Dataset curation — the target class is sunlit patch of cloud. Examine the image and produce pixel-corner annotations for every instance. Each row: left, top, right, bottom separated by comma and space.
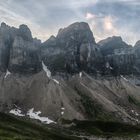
85, 12, 96, 20
103, 16, 117, 34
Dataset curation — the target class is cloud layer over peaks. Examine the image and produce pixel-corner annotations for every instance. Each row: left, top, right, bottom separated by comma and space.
0, 0, 139, 45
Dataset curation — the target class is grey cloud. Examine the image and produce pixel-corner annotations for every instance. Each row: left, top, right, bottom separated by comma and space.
0, 0, 139, 45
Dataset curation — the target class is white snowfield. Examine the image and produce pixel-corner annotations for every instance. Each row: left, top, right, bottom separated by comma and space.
10, 109, 25, 117
4, 69, 11, 78
9, 108, 55, 124
27, 108, 56, 124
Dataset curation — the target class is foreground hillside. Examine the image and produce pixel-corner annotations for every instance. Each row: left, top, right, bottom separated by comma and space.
0, 112, 140, 140
0, 112, 79, 140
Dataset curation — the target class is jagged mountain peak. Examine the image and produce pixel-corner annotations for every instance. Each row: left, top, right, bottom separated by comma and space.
57, 22, 91, 34
0, 22, 41, 73
98, 35, 131, 56
42, 35, 56, 47
1, 22, 7, 28
57, 22, 95, 43
18, 24, 32, 41
49, 35, 56, 40
41, 22, 101, 74
0, 21, 139, 76
98, 36, 124, 46
0, 22, 32, 41
135, 40, 140, 47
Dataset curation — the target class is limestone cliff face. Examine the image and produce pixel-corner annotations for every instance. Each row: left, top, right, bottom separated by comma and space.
98, 36, 131, 55
0, 23, 41, 74
18, 24, 33, 41
135, 40, 140, 48
98, 36, 136, 75
1, 22, 140, 76
104, 47, 135, 75
0, 23, 17, 72
133, 40, 140, 74
42, 22, 102, 74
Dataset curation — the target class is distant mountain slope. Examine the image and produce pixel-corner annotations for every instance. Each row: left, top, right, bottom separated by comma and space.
98, 36, 131, 55
0, 70, 140, 125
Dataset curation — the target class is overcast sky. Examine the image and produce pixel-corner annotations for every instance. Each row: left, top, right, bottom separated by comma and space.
0, 0, 139, 45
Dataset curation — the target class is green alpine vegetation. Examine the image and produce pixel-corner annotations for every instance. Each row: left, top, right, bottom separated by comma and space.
0, 112, 140, 140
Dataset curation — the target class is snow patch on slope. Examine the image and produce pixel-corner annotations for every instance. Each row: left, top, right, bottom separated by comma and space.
42, 61, 60, 85
10, 107, 56, 124
42, 61, 51, 78
131, 110, 139, 116
4, 69, 11, 78
61, 107, 65, 115
10, 109, 25, 117
121, 75, 129, 82
79, 72, 82, 78
52, 79, 60, 84
27, 108, 56, 124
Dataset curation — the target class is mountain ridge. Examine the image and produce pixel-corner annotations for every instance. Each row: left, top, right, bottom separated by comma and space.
0, 21, 140, 76
0, 22, 140, 139
0, 21, 140, 126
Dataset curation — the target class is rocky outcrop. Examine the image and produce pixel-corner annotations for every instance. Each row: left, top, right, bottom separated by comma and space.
42, 22, 102, 75
98, 36, 131, 55
0, 23, 41, 74
98, 36, 136, 75
132, 40, 140, 74
9, 37, 41, 74
104, 47, 135, 75
18, 24, 33, 41
135, 40, 140, 48
0, 23, 17, 72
